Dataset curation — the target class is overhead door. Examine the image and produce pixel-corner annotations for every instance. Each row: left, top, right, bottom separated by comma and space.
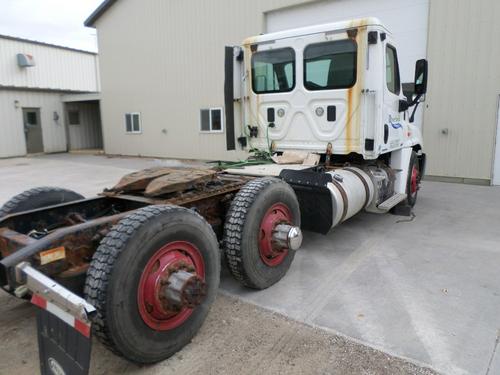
66, 101, 103, 150
266, 0, 430, 129
422, 0, 500, 181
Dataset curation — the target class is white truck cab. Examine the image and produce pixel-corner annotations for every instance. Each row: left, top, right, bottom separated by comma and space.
225, 17, 428, 231
238, 17, 425, 158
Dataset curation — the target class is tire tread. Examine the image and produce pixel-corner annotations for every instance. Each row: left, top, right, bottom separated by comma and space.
223, 178, 282, 289
84, 205, 205, 357
0, 187, 83, 217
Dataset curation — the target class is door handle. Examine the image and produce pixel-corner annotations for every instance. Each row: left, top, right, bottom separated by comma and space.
441, 128, 449, 135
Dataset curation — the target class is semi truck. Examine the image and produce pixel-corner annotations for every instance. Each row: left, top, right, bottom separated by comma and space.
0, 18, 427, 373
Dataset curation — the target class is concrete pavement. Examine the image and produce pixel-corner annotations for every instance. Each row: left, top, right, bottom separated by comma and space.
0, 153, 207, 200
1, 153, 500, 374
222, 180, 500, 375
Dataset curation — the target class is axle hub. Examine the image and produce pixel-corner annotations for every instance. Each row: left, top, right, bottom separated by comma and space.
272, 224, 303, 251
259, 203, 302, 267
163, 270, 207, 310
137, 241, 205, 331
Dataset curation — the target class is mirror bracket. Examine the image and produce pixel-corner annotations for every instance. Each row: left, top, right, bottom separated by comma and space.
409, 96, 423, 123
399, 100, 410, 112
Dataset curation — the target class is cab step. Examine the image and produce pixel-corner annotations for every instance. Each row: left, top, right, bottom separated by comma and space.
378, 193, 407, 211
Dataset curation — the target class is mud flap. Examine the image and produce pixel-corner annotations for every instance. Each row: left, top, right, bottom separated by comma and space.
36, 307, 91, 375
391, 204, 413, 217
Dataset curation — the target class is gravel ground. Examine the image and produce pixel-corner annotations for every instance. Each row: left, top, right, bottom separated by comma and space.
0, 292, 439, 375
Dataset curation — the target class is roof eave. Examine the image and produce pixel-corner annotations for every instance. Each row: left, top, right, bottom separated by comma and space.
84, 0, 117, 27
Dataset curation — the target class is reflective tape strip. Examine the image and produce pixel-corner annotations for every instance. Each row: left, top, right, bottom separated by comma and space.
31, 294, 91, 338
46, 299, 75, 327
31, 294, 47, 309
74, 318, 91, 338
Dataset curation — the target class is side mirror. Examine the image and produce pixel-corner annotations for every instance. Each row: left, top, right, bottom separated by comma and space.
414, 59, 428, 95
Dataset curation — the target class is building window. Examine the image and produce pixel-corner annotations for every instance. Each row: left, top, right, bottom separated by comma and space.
26, 111, 38, 125
200, 108, 224, 133
252, 48, 295, 94
386, 45, 401, 95
125, 113, 141, 134
68, 110, 80, 125
304, 40, 357, 91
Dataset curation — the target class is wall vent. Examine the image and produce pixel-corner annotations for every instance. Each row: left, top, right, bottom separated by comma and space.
17, 53, 35, 67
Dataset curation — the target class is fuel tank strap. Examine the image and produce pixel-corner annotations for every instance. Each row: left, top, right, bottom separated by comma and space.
330, 179, 349, 223
343, 168, 371, 208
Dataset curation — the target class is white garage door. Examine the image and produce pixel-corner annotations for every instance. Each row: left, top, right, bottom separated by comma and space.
266, 0, 430, 128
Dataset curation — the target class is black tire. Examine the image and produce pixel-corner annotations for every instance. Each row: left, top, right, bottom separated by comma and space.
406, 151, 420, 207
84, 205, 220, 364
0, 187, 84, 218
224, 178, 300, 290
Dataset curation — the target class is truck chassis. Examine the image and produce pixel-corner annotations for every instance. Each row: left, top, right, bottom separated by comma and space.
0, 159, 422, 373
0, 171, 249, 284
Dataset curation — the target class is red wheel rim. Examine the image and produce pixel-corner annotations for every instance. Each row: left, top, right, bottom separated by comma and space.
411, 166, 419, 195
137, 241, 205, 331
259, 203, 292, 267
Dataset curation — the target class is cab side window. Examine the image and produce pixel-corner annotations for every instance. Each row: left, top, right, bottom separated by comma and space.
386, 45, 401, 95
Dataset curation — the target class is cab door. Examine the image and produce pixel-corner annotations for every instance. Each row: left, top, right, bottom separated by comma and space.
249, 44, 296, 152
382, 40, 405, 152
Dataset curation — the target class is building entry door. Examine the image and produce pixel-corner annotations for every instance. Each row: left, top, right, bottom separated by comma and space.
23, 108, 44, 154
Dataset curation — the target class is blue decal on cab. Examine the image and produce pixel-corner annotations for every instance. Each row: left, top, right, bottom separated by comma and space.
388, 115, 403, 130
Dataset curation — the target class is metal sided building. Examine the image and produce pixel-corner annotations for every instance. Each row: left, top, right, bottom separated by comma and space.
86, 0, 500, 185
0, 35, 102, 158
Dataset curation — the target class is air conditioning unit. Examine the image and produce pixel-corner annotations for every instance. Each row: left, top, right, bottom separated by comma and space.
17, 53, 35, 67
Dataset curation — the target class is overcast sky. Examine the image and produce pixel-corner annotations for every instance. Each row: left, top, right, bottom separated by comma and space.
0, 0, 103, 52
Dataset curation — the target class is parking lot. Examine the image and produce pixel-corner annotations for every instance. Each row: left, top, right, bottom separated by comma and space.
1, 153, 500, 375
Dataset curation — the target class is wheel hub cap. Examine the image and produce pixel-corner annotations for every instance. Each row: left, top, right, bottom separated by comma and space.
137, 241, 205, 331
259, 203, 295, 267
